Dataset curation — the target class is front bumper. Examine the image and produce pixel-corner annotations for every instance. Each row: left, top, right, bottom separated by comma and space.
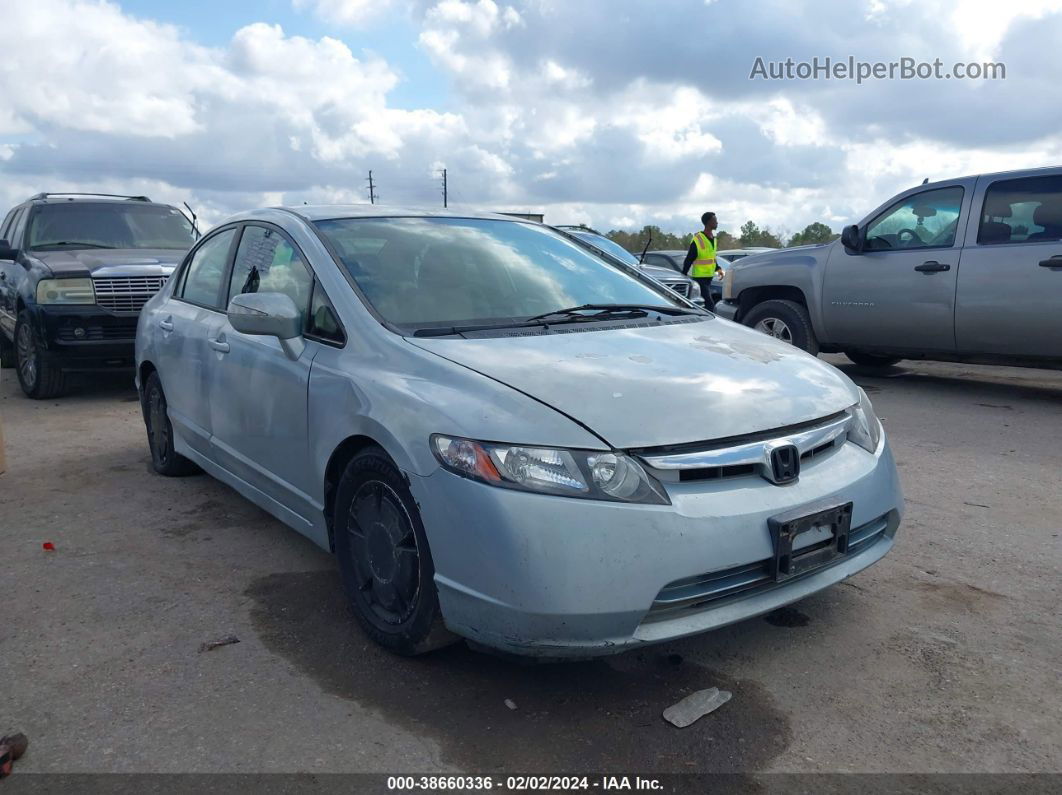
714, 299, 739, 321
31, 305, 138, 371
409, 437, 903, 657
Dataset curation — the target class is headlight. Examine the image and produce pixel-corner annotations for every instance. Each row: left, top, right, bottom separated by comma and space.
688, 279, 702, 299
430, 435, 670, 505
36, 278, 95, 305
722, 269, 735, 301
846, 388, 882, 453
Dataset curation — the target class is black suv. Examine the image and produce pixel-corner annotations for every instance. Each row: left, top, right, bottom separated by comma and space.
0, 194, 196, 398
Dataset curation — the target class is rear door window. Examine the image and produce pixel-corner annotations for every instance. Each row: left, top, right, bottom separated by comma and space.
977, 174, 1062, 245
178, 228, 237, 310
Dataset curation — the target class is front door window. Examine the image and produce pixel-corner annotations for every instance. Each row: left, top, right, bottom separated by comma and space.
864, 187, 964, 251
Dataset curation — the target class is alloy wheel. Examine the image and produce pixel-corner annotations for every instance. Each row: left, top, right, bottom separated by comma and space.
754, 317, 793, 344
347, 479, 422, 626
16, 323, 37, 389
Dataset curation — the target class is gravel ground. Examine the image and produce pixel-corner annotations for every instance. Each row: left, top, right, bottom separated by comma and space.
1, 357, 1059, 776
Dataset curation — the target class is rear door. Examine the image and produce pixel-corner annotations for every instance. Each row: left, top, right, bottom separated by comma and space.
208, 223, 321, 520
156, 226, 238, 456
955, 173, 1062, 359
822, 184, 969, 352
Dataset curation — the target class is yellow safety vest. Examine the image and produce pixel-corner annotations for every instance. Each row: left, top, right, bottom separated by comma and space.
690, 232, 718, 278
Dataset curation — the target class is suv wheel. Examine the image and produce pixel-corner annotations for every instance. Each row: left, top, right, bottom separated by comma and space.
143, 371, 199, 476
334, 447, 457, 656
845, 350, 903, 368
743, 299, 820, 354
14, 311, 66, 399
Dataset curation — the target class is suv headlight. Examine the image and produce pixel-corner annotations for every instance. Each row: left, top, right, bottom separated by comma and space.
431, 435, 670, 505
688, 279, 702, 299
846, 388, 882, 453
37, 278, 95, 305
722, 269, 735, 301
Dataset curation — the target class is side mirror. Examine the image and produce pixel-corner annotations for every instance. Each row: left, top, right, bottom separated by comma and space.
227, 292, 305, 360
0, 239, 18, 261
840, 225, 863, 253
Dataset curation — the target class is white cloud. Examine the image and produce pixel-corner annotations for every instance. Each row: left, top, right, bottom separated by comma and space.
292, 0, 396, 26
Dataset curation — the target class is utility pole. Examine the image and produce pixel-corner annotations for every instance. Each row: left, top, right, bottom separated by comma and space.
439, 168, 448, 208
366, 170, 377, 205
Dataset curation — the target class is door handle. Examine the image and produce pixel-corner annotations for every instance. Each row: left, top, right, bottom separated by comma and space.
914, 260, 951, 273
159, 318, 174, 331
209, 339, 230, 353
1038, 255, 1062, 268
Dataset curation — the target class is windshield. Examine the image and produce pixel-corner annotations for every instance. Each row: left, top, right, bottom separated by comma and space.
568, 230, 641, 266
314, 217, 681, 331
28, 203, 196, 250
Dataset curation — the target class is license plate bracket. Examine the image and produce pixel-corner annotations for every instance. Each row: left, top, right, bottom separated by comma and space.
768, 500, 853, 582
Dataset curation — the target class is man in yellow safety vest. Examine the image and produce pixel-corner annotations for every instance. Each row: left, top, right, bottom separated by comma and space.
682, 211, 721, 310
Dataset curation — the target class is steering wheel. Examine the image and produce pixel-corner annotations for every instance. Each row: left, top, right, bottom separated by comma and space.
895, 228, 924, 247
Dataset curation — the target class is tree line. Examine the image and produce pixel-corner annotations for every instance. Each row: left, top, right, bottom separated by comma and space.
602, 221, 839, 255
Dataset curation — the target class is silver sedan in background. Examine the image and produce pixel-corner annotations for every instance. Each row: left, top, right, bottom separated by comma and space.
136, 206, 902, 658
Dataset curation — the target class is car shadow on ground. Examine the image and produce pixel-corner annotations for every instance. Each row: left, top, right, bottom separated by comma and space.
833, 362, 1062, 405
246, 568, 794, 775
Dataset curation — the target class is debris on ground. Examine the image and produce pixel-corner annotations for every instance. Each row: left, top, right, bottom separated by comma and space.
504, 699, 517, 710
0, 733, 29, 778
42, 542, 55, 551
198, 634, 240, 653
663, 687, 732, 728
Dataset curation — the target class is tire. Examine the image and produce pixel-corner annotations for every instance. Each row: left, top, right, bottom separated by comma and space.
14, 310, 66, 399
844, 350, 903, 368
334, 447, 457, 656
143, 371, 200, 476
0, 330, 14, 369
743, 299, 820, 354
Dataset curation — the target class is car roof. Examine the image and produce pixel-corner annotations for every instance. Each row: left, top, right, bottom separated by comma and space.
648, 250, 686, 256
272, 204, 519, 223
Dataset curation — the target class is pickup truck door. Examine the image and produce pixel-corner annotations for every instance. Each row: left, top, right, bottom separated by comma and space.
822, 184, 969, 353
954, 173, 1062, 359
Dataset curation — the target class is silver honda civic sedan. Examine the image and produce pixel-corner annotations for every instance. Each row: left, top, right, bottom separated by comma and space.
135, 206, 903, 658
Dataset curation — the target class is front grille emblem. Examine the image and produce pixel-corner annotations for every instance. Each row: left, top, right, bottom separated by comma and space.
766, 443, 800, 484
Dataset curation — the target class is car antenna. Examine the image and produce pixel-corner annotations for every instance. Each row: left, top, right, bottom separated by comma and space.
639, 230, 653, 264
183, 202, 201, 239
922, 178, 929, 185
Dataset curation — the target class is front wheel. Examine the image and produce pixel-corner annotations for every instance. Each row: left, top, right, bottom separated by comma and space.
844, 350, 903, 368
334, 447, 456, 656
14, 311, 66, 399
743, 299, 819, 354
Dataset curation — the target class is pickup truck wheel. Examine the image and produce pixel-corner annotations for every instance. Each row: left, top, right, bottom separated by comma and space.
14, 311, 66, 399
743, 300, 820, 355
0, 331, 14, 368
845, 350, 903, 368
334, 447, 457, 656
144, 372, 200, 476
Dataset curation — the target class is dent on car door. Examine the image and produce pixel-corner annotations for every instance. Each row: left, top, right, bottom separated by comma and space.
955, 173, 1062, 359
159, 227, 238, 456
822, 185, 966, 352
208, 224, 321, 523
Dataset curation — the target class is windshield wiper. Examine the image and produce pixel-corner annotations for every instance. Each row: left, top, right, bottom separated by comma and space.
525, 303, 703, 323
32, 241, 116, 249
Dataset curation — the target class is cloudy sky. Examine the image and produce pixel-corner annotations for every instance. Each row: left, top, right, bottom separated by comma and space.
1, 0, 1061, 238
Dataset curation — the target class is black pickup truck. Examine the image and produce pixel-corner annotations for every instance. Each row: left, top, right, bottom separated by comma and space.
0, 193, 197, 398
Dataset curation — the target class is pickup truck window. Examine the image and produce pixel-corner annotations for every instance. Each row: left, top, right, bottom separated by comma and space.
977, 175, 1062, 245
864, 186, 964, 252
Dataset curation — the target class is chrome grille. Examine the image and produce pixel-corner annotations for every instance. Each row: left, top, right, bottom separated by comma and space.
662, 280, 691, 297
93, 276, 167, 313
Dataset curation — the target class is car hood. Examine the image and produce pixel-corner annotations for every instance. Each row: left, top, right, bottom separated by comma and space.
33, 249, 184, 278
640, 263, 686, 280
408, 318, 859, 449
